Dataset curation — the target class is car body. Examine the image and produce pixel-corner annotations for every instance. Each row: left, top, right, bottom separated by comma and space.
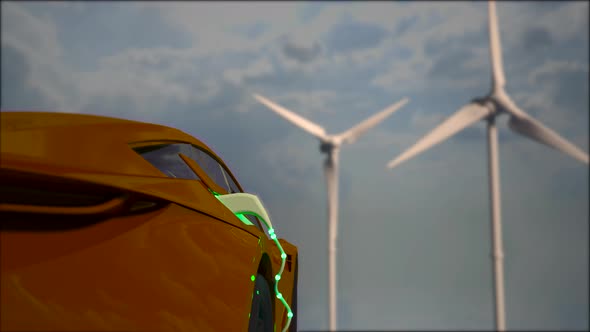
0, 111, 298, 332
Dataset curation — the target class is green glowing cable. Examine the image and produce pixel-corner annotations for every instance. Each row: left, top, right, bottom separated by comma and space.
236, 213, 293, 332
214, 193, 293, 332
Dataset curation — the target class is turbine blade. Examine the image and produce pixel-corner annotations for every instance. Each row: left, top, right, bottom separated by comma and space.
253, 94, 327, 140
508, 114, 589, 164
489, 0, 506, 91
387, 102, 491, 169
494, 92, 589, 164
339, 98, 409, 144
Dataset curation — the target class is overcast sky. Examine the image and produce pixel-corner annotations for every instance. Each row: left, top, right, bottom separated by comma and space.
2, 1, 588, 330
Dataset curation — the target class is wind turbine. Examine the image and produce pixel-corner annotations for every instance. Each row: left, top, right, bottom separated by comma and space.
386, 1, 589, 331
254, 93, 409, 331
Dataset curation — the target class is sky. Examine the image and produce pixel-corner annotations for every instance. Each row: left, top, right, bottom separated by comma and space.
1, 1, 588, 330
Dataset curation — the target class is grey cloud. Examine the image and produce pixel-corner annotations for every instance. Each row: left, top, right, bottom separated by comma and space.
547, 69, 589, 116
32, 2, 191, 69
241, 64, 310, 91
234, 22, 269, 40
427, 47, 478, 80
522, 27, 553, 53
548, 166, 589, 199
282, 40, 323, 63
530, 61, 589, 118
299, 2, 327, 23
526, 1, 571, 15
422, 27, 489, 91
393, 15, 419, 38
78, 94, 140, 121
0, 44, 55, 110
325, 19, 388, 54
423, 22, 486, 57
1, 2, 62, 59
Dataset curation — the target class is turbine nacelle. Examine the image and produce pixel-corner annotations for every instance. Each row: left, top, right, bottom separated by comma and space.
319, 136, 343, 154
319, 141, 334, 154
471, 97, 499, 119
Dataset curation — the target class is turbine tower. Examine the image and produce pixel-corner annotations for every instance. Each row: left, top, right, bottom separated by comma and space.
254, 94, 409, 331
386, 1, 589, 331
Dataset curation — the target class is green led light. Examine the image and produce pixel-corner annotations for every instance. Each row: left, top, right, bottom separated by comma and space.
215, 201, 293, 332
236, 213, 254, 226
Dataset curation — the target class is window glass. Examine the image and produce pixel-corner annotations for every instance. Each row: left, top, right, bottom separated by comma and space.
134, 143, 261, 231
133, 142, 242, 194
189, 146, 241, 193
133, 144, 200, 180
244, 215, 264, 232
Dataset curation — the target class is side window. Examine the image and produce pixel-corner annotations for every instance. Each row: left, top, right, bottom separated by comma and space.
244, 215, 265, 233
133, 144, 200, 180
189, 146, 242, 194
134, 142, 265, 232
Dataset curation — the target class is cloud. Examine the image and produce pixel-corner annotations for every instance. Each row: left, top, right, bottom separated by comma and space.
369, 3, 488, 94
148, 2, 302, 54
427, 47, 484, 88
1, 2, 62, 60
0, 3, 73, 111
324, 19, 388, 54
521, 27, 553, 52
299, 2, 328, 23
256, 134, 322, 193
0, 44, 54, 110
498, 2, 588, 53
223, 57, 274, 85
282, 39, 323, 64
232, 22, 270, 40
516, 60, 590, 132
72, 51, 196, 113
529, 60, 589, 86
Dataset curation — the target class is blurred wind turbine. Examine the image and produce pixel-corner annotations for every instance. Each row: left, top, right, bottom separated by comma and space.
386, 1, 589, 331
254, 93, 409, 331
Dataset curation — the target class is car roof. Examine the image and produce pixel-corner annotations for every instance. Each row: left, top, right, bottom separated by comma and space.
0, 111, 234, 180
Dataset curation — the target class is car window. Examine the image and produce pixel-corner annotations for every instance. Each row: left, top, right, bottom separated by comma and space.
133, 144, 200, 180
244, 215, 265, 233
134, 142, 263, 232
188, 146, 241, 194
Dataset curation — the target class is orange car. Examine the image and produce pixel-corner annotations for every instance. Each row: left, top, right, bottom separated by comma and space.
0, 111, 298, 332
